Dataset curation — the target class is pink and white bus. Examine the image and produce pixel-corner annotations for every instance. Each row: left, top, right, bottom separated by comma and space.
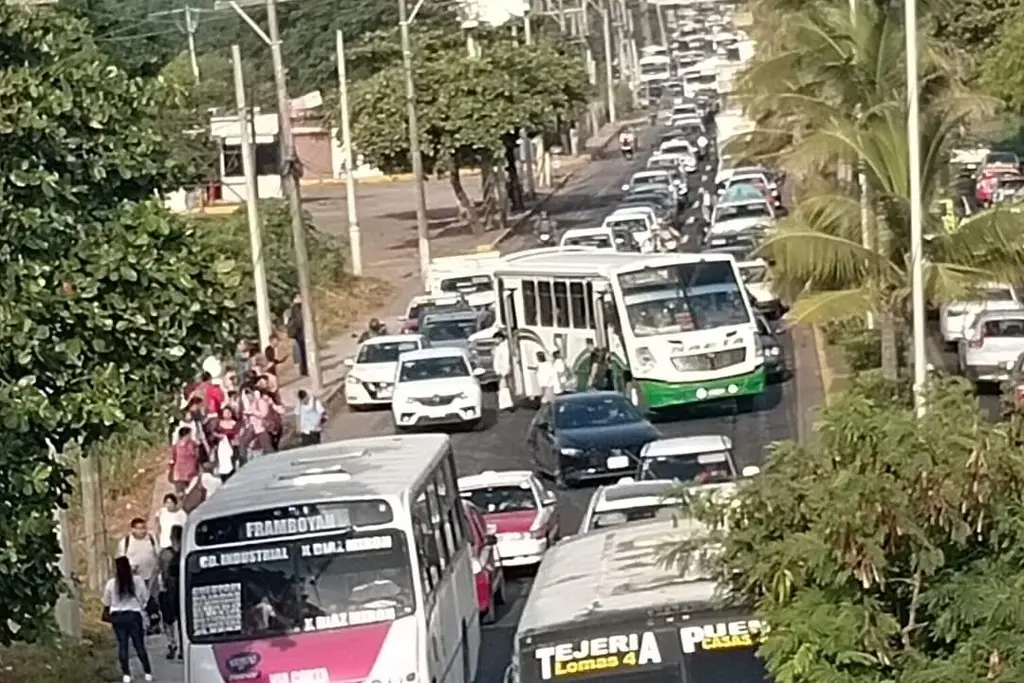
181, 434, 481, 683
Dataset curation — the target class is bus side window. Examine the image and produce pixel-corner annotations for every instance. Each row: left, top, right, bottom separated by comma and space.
431, 471, 458, 560
569, 282, 587, 328
412, 492, 441, 592
538, 281, 554, 326
425, 483, 451, 570
603, 297, 620, 330
553, 282, 570, 328
585, 283, 596, 329
522, 280, 538, 325
443, 452, 467, 545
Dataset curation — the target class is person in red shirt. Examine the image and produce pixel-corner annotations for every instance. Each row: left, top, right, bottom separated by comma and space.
197, 372, 225, 416
168, 427, 199, 496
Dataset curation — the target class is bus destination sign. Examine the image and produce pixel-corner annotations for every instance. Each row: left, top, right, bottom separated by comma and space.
531, 619, 768, 680
194, 501, 393, 546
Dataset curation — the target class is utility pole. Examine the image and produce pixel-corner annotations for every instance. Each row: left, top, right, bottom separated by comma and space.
232, 45, 273, 349
266, 0, 322, 392
53, 446, 81, 641
656, 3, 667, 45
398, 0, 432, 288
638, 0, 652, 47
147, 6, 203, 82
602, 2, 616, 123
335, 30, 363, 275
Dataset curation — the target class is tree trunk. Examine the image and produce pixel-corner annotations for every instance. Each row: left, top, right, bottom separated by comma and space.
450, 163, 482, 234
494, 162, 510, 231
79, 453, 107, 591
879, 309, 899, 380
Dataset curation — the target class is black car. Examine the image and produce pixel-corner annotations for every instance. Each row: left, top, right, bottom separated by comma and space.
527, 391, 662, 489
755, 314, 787, 381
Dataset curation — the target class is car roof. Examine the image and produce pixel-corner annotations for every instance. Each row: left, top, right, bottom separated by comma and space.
458, 470, 536, 490
398, 346, 467, 361
640, 435, 733, 458
360, 334, 423, 346
632, 169, 671, 178
975, 309, 1024, 322
595, 479, 678, 506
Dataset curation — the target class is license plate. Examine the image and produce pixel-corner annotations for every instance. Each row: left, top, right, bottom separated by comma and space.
606, 455, 630, 469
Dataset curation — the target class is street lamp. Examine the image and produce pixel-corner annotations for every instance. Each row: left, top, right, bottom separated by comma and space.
905, 0, 927, 416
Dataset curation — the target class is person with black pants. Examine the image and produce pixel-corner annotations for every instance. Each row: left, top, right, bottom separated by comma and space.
286, 294, 308, 377
102, 556, 153, 682
158, 525, 185, 660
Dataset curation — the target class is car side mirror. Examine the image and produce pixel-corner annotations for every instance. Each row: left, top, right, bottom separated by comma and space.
542, 492, 557, 506
472, 367, 486, 377
741, 465, 760, 477
343, 357, 355, 367
1004, 360, 1015, 371
484, 534, 498, 546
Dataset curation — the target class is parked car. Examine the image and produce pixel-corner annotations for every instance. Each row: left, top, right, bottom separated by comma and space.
400, 293, 466, 333
458, 470, 560, 568
939, 283, 1022, 348
391, 347, 485, 431
343, 334, 428, 408
461, 500, 506, 624
957, 311, 1024, 388
526, 391, 662, 488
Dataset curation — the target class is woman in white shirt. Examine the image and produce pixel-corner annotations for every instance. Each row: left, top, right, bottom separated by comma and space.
536, 351, 556, 404
102, 556, 154, 682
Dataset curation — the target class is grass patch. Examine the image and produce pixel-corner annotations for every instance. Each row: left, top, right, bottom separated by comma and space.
0, 596, 118, 683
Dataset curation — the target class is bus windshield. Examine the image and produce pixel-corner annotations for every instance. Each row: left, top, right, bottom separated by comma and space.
618, 261, 751, 336
185, 530, 415, 644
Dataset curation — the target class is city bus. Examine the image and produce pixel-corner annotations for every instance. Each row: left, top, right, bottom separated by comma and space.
508, 519, 769, 683
638, 54, 672, 84
181, 434, 480, 683
493, 248, 765, 410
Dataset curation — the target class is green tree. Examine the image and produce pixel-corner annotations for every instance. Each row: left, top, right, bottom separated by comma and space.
978, 5, 1024, 114
348, 35, 591, 231
934, 0, 1024, 53
663, 375, 1024, 683
0, 5, 252, 642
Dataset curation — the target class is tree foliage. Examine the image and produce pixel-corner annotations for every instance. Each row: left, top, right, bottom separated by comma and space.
348, 35, 592, 173
934, 0, 1024, 54
978, 4, 1024, 114
665, 375, 1024, 683
0, 5, 253, 643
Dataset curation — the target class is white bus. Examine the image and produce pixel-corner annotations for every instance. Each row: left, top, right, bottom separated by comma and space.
638, 54, 672, 84
181, 434, 480, 683
493, 248, 765, 410
681, 58, 720, 98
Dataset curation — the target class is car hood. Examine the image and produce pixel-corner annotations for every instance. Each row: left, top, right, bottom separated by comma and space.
557, 422, 662, 451
711, 216, 774, 234
481, 510, 539, 534
395, 377, 476, 397
348, 362, 398, 383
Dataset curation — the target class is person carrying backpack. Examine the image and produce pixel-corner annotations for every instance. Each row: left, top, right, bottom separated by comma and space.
117, 518, 161, 634
158, 525, 184, 660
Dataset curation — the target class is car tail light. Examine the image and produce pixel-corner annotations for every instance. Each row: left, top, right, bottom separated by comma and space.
529, 527, 547, 540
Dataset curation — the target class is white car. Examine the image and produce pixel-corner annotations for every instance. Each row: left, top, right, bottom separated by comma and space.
939, 283, 1023, 347
458, 470, 559, 567
559, 226, 639, 251
579, 479, 681, 533
391, 347, 485, 431
343, 334, 427, 408
709, 197, 776, 239
636, 435, 760, 482
738, 257, 782, 318
602, 210, 656, 253
657, 141, 698, 173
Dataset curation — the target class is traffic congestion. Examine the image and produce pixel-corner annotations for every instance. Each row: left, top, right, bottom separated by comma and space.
178, 4, 794, 683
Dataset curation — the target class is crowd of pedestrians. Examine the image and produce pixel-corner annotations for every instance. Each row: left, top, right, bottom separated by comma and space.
105, 329, 328, 681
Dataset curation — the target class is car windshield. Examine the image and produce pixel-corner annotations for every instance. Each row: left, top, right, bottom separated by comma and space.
640, 62, 669, 75
564, 234, 612, 248
633, 175, 669, 187
607, 218, 649, 233
987, 152, 1018, 165
439, 274, 493, 294
639, 451, 735, 482
662, 144, 692, 156
715, 202, 771, 221
554, 395, 644, 430
421, 319, 477, 342
462, 485, 537, 513
618, 261, 752, 335
356, 340, 421, 364
398, 356, 469, 381
706, 240, 757, 260
724, 184, 766, 203
676, 124, 703, 137
590, 504, 680, 530
184, 530, 415, 644
649, 158, 677, 170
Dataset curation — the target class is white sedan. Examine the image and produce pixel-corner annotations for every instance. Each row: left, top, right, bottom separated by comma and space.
343, 334, 427, 408
391, 347, 485, 431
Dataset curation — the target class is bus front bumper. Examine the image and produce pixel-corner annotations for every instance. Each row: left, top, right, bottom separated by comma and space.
637, 367, 766, 409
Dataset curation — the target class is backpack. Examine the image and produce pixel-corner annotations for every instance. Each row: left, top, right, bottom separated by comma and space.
123, 534, 156, 554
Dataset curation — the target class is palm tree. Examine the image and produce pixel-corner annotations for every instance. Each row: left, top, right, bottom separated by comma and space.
728, 0, 1016, 378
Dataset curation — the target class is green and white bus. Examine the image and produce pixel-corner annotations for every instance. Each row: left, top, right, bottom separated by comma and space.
493, 248, 766, 410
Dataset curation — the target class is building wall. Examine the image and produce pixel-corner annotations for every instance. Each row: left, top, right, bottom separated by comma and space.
294, 128, 334, 180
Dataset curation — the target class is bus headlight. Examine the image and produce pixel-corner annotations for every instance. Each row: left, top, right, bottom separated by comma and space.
636, 347, 656, 368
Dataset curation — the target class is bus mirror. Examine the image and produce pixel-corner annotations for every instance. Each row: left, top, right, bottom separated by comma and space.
485, 534, 498, 546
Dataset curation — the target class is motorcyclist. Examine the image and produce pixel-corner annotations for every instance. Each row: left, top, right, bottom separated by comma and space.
358, 317, 388, 343
619, 129, 636, 151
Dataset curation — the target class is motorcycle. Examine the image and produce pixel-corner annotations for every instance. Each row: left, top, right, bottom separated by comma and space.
538, 231, 554, 246
620, 143, 634, 160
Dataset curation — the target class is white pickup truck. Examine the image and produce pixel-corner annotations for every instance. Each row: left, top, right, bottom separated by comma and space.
425, 249, 501, 309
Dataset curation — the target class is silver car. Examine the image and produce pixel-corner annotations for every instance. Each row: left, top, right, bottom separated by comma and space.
958, 310, 1024, 387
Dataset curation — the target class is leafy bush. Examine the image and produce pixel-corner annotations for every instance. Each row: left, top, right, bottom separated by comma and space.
838, 326, 882, 372
197, 200, 351, 326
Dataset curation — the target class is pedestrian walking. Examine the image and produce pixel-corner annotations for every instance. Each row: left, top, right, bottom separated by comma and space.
536, 351, 556, 404
493, 330, 514, 412
552, 349, 574, 393
101, 556, 153, 683
168, 427, 199, 497
295, 389, 327, 445
242, 386, 278, 456
213, 405, 241, 480
155, 493, 187, 550
285, 294, 309, 377
116, 518, 161, 634
158, 525, 184, 660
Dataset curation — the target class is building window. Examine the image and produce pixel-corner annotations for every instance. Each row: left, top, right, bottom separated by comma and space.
221, 142, 279, 178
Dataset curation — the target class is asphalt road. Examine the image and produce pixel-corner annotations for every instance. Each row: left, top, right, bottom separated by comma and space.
320, 130, 802, 683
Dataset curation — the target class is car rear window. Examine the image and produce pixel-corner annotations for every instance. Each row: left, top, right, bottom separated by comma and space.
983, 319, 1024, 337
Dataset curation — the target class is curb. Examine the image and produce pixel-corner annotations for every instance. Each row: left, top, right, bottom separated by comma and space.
489, 166, 586, 248
300, 169, 483, 188
811, 325, 835, 403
